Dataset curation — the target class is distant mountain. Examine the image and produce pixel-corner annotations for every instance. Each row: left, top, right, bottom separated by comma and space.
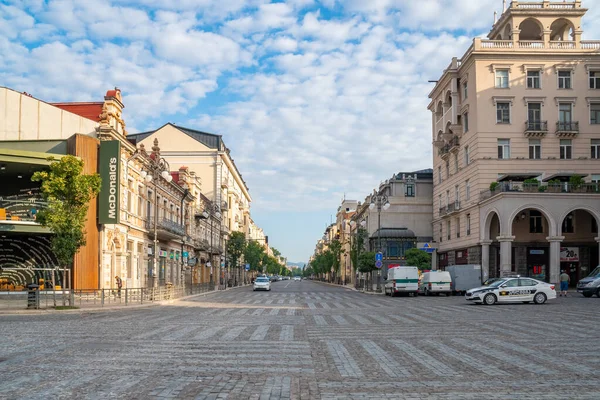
287, 262, 306, 269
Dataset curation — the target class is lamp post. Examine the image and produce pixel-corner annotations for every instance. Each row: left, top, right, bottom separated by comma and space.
369, 193, 390, 292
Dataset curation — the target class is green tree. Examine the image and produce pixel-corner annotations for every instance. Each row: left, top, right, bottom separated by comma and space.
244, 240, 265, 272
31, 155, 101, 287
358, 251, 377, 273
350, 228, 367, 273
227, 231, 247, 270
328, 239, 344, 276
271, 247, 281, 258
404, 248, 432, 270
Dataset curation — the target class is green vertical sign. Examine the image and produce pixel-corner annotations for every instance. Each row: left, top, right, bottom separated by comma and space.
98, 140, 121, 224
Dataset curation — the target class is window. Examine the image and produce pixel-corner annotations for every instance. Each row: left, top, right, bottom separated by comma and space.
591, 139, 600, 159
438, 166, 442, 183
456, 217, 461, 238
465, 180, 471, 201
454, 154, 459, 173
503, 279, 519, 288
463, 112, 469, 132
439, 224, 443, 243
496, 102, 510, 124
519, 279, 538, 287
592, 174, 600, 183
558, 70, 572, 89
527, 70, 541, 89
527, 102, 542, 128
559, 103, 572, 123
530, 210, 544, 233
495, 70, 509, 88
438, 194, 442, 211
464, 145, 470, 165
529, 139, 541, 159
498, 139, 510, 159
590, 71, 600, 89
463, 82, 468, 99
591, 103, 600, 124
446, 190, 450, 207
562, 213, 574, 234
445, 160, 450, 178
560, 139, 572, 160
454, 185, 459, 203
405, 184, 415, 197
466, 214, 471, 236
446, 220, 451, 241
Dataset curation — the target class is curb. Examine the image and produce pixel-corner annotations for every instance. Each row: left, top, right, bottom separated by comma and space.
0, 284, 250, 316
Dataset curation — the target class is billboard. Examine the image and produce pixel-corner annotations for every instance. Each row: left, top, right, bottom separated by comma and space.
560, 247, 579, 262
98, 140, 121, 224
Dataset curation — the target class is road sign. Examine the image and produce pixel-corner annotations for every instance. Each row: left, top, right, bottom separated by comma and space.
375, 252, 383, 261
419, 243, 436, 254
183, 251, 189, 258
245, 263, 250, 271
375, 260, 383, 269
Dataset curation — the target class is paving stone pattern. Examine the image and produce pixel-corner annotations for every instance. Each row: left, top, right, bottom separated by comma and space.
1, 281, 599, 399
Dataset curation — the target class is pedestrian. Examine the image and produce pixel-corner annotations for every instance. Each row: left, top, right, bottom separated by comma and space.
115, 275, 123, 298
559, 270, 570, 297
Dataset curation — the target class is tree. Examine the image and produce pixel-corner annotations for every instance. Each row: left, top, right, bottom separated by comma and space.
244, 240, 265, 272
271, 247, 281, 258
31, 156, 101, 289
358, 251, 377, 273
328, 239, 344, 276
404, 248, 432, 270
227, 231, 247, 271
350, 228, 367, 273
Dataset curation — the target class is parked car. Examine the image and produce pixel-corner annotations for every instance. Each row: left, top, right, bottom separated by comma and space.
576, 265, 600, 298
419, 271, 452, 296
446, 265, 484, 295
293, 276, 301, 281
253, 277, 271, 291
385, 266, 419, 297
466, 277, 556, 305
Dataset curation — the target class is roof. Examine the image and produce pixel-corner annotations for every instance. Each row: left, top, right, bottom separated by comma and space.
128, 123, 222, 150
370, 228, 416, 239
50, 102, 104, 122
395, 168, 433, 180
542, 172, 587, 182
497, 173, 541, 182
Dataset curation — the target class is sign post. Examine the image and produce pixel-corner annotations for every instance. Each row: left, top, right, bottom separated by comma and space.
375, 252, 383, 269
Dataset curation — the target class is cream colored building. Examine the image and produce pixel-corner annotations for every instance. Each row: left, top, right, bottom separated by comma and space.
429, 0, 600, 286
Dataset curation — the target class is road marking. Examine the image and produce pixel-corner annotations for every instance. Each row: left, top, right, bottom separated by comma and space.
390, 339, 458, 376
250, 325, 270, 341
359, 339, 410, 377
326, 340, 363, 378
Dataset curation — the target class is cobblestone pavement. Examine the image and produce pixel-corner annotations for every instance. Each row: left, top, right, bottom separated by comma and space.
1, 281, 599, 399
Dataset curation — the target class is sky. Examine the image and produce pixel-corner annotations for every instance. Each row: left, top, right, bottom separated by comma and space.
1, 0, 599, 263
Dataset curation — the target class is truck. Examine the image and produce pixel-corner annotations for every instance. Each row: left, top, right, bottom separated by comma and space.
384, 266, 419, 297
445, 264, 484, 295
419, 270, 452, 296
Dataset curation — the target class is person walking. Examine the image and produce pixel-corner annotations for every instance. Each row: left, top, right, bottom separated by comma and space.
559, 270, 570, 297
115, 275, 123, 298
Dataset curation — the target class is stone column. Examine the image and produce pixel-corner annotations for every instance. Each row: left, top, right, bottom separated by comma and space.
547, 236, 565, 285
497, 235, 515, 277
481, 240, 493, 282
596, 237, 600, 269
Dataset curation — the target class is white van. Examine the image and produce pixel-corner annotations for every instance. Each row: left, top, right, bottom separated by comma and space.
385, 266, 419, 297
419, 271, 452, 296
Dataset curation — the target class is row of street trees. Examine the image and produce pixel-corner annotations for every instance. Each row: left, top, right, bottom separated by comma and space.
226, 231, 293, 278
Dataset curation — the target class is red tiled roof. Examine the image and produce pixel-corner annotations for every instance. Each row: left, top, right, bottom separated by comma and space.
106, 89, 118, 98
51, 102, 104, 122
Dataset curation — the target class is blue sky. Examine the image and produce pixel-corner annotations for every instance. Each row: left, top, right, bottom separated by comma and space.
1, 0, 598, 263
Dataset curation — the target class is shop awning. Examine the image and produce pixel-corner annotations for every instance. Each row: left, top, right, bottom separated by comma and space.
0, 148, 64, 166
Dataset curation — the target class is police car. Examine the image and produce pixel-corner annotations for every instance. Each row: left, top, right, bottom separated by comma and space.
466, 277, 556, 305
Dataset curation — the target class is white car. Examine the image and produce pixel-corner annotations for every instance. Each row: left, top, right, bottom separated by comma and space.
253, 277, 271, 291
293, 276, 301, 281
466, 277, 556, 305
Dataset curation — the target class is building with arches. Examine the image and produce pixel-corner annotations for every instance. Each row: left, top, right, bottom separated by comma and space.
428, 0, 600, 287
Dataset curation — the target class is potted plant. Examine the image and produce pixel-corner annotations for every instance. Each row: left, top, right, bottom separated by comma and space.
489, 181, 499, 192
547, 179, 561, 193
523, 178, 539, 192
569, 175, 585, 193
538, 185, 547, 193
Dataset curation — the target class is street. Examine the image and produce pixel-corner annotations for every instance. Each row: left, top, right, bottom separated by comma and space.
1, 280, 599, 399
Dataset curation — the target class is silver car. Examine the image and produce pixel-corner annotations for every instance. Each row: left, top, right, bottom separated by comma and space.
253, 277, 271, 291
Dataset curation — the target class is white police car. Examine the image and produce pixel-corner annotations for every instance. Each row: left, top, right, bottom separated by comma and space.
466, 277, 556, 305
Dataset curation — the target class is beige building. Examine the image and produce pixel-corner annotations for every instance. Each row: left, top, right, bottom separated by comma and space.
429, 0, 600, 285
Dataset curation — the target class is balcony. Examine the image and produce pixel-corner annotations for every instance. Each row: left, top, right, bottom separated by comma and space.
145, 216, 185, 240
439, 201, 461, 217
555, 121, 579, 137
481, 182, 600, 202
524, 120, 548, 137
438, 144, 451, 160
448, 136, 460, 153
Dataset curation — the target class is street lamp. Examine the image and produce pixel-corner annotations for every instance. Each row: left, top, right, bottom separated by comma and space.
370, 192, 390, 292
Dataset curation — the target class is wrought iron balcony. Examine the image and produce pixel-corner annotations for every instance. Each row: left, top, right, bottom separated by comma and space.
145, 216, 185, 237
481, 182, 600, 201
524, 120, 548, 137
439, 201, 461, 216
556, 121, 579, 136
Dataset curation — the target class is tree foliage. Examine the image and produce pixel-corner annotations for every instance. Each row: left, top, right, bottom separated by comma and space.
226, 231, 246, 269
31, 156, 101, 267
350, 227, 368, 270
358, 251, 377, 273
328, 239, 344, 274
244, 240, 265, 272
404, 248, 432, 270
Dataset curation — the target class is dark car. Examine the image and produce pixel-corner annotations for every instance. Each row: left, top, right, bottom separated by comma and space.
577, 266, 600, 298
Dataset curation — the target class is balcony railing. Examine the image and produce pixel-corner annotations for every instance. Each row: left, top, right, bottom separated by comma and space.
473, 38, 600, 52
439, 201, 461, 216
556, 121, 579, 133
481, 182, 600, 201
0, 194, 47, 223
145, 216, 185, 236
525, 120, 548, 134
